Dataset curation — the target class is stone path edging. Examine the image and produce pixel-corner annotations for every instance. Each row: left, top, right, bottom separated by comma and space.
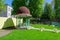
27, 27, 60, 33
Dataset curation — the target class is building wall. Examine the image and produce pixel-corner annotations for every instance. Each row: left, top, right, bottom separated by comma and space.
12, 18, 16, 27
6, 5, 13, 18
0, 17, 16, 29
0, 11, 7, 17
0, 17, 8, 29
0, 5, 13, 17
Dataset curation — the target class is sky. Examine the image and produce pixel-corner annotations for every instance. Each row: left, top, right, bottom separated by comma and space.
5, 0, 52, 6
45, 0, 52, 3
5, 0, 13, 6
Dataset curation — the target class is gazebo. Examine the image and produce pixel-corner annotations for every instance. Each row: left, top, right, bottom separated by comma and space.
15, 6, 32, 29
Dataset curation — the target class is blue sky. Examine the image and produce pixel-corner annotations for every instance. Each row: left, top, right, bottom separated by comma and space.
5, 0, 13, 6
5, 0, 52, 6
45, 0, 52, 3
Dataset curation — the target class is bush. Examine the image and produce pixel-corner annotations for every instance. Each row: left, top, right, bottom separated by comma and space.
3, 18, 15, 29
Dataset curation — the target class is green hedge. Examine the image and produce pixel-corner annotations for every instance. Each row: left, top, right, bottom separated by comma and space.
3, 18, 14, 28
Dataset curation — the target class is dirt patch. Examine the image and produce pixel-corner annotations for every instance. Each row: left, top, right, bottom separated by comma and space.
0, 30, 12, 37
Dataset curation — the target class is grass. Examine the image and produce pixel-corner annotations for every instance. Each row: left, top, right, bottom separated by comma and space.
0, 24, 60, 40
0, 30, 60, 40
31, 24, 60, 29
3, 18, 14, 28
1, 18, 60, 40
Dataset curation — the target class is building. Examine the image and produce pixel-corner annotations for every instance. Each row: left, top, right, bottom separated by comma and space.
15, 6, 32, 29
0, 4, 13, 17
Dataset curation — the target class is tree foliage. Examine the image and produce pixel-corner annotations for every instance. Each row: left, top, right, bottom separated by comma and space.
54, 0, 60, 19
12, 0, 44, 18
41, 3, 54, 21
0, 0, 5, 13
29, 0, 44, 17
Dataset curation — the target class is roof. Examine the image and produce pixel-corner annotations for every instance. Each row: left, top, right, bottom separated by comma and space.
15, 13, 32, 17
16, 6, 30, 14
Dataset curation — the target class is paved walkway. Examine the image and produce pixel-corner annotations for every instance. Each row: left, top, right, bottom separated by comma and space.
0, 30, 12, 37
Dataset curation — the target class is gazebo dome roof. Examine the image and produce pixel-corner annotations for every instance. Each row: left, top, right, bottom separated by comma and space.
17, 6, 30, 14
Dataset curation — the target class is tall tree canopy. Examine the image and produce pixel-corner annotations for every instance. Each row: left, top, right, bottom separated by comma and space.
12, 0, 44, 18
54, 0, 60, 20
0, 0, 5, 13
41, 3, 54, 21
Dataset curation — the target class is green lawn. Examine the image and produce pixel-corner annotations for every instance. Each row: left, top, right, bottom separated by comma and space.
1, 19, 60, 40
31, 24, 60, 29
0, 30, 60, 40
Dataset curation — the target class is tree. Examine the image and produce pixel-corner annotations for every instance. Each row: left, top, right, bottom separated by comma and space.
54, 0, 60, 21
12, 0, 44, 18
41, 3, 54, 21
29, 0, 44, 18
0, 0, 5, 13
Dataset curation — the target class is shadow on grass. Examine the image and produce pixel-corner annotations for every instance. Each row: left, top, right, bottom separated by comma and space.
3, 26, 16, 30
